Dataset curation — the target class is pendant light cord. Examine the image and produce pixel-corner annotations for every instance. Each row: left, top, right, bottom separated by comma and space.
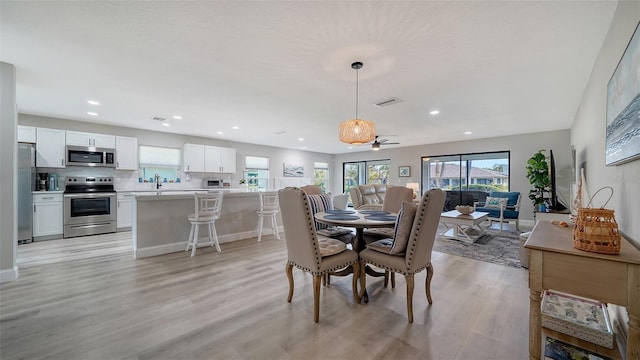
355, 67, 359, 120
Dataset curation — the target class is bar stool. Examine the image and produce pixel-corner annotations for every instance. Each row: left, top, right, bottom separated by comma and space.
257, 192, 280, 242
186, 192, 223, 257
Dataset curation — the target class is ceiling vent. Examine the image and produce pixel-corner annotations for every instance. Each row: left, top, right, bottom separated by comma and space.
373, 97, 401, 108
152, 116, 166, 122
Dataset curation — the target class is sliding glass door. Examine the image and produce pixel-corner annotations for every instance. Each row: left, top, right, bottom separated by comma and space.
343, 159, 390, 204
422, 151, 510, 209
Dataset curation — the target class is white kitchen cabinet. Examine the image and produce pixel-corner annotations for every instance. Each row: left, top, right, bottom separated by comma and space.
36, 127, 66, 168
205, 145, 236, 173
66, 130, 116, 148
33, 193, 63, 238
117, 195, 133, 229
115, 136, 138, 170
17, 125, 36, 143
183, 143, 205, 172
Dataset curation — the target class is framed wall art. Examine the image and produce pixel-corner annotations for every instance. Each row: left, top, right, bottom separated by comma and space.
283, 163, 304, 177
606, 21, 640, 166
398, 166, 411, 177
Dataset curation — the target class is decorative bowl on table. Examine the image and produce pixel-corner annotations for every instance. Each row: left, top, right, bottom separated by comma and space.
455, 205, 474, 215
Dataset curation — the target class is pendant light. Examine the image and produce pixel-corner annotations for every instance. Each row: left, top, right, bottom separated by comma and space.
338, 62, 376, 145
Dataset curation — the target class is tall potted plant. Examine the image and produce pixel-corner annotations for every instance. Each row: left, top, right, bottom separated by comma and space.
526, 150, 550, 210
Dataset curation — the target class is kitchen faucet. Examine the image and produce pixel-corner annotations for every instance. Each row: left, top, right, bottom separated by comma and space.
155, 173, 162, 189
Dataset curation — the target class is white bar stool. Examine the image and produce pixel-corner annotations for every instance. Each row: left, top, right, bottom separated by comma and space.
186, 192, 223, 257
257, 192, 280, 242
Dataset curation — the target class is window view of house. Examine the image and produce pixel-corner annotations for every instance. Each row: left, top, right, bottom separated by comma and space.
423, 152, 510, 193
314, 162, 328, 192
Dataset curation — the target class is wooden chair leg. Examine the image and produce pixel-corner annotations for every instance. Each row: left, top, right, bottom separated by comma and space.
211, 223, 221, 252
313, 274, 321, 323
286, 263, 294, 302
384, 271, 389, 287
426, 263, 434, 304
351, 261, 360, 303
405, 274, 415, 323
391, 272, 396, 289
190, 224, 199, 257
186, 223, 194, 251
322, 274, 326, 286
358, 260, 367, 302
327, 273, 331, 285
257, 215, 264, 242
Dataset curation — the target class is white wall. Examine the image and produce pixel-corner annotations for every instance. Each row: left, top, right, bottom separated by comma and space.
332, 130, 571, 222
0, 62, 18, 283
571, 0, 640, 248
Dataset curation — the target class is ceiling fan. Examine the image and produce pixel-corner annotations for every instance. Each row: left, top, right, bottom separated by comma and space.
371, 136, 399, 151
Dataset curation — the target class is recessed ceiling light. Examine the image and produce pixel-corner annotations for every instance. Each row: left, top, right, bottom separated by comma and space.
430, 110, 440, 115
348, 146, 353, 149
298, 137, 304, 141
87, 112, 98, 116
232, 126, 239, 130
162, 123, 170, 127
464, 131, 472, 135
217, 131, 224, 135
173, 115, 182, 120
87, 100, 100, 106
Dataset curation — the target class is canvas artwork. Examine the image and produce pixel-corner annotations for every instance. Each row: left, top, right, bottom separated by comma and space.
606, 21, 640, 165
283, 163, 304, 177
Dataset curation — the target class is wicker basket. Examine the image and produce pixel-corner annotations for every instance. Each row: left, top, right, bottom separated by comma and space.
572, 187, 621, 254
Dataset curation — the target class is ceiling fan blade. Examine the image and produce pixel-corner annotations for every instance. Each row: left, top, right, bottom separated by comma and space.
380, 142, 400, 145
378, 138, 389, 143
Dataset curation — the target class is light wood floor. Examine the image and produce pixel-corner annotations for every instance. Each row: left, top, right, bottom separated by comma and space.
1, 231, 529, 360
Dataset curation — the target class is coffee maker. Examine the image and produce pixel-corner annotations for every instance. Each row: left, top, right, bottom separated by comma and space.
38, 173, 48, 191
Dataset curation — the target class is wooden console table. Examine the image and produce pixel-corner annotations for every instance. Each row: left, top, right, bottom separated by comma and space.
524, 221, 640, 360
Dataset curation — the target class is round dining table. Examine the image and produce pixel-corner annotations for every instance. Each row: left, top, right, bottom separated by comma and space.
314, 209, 397, 253
314, 209, 397, 302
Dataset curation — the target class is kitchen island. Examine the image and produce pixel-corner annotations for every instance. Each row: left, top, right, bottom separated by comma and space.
132, 190, 279, 258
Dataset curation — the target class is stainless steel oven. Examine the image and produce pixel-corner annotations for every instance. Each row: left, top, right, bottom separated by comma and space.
63, 177, 117, 238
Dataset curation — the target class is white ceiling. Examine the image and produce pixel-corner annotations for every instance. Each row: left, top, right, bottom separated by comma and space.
1, 1, 617, 154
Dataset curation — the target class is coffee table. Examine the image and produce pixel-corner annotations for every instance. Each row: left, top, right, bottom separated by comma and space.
439, 210, 489, 243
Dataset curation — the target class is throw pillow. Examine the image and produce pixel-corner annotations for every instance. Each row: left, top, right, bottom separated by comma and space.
307, 193, 333, 230
485, 197, 508, 209
389, 201, 418, 254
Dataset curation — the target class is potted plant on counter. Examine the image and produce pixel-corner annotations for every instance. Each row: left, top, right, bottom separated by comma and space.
526, 150, 550, 211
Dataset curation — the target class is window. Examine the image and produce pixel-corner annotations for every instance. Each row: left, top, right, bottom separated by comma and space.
245, 155, 269, 191
343, 159, 390, 202
422, 151, 510, 193
314, 162, 328, 193
138, 145, 181, 183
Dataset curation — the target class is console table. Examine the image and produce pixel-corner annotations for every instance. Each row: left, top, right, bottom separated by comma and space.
524, 221, 640, 360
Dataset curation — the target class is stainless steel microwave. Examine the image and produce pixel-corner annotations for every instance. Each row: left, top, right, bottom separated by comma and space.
66, 145, 116, 167
203, 178, 224, 188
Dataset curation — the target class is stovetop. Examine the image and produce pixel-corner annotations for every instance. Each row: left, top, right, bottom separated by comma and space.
64, 176, 116, 194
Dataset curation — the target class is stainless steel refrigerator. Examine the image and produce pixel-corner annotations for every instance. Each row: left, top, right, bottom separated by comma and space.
18, 143, 36, 243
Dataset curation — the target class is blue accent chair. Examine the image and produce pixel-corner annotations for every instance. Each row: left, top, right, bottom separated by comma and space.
474, 191, 521, 231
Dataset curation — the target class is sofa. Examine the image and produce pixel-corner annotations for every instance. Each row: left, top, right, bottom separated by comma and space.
349, 184, 386, 210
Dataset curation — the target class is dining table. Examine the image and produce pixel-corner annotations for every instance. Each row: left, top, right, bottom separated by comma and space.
314, 209, 397, 302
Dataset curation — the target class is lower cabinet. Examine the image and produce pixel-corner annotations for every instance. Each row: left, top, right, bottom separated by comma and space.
117, 196, 133, 229
33, 193, 63, 238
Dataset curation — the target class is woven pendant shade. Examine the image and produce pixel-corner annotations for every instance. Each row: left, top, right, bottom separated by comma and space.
338, 119, 376, 145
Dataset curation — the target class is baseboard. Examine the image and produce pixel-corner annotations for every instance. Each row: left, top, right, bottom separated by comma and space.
134, 227, 281, 259
0, 265, 19, 283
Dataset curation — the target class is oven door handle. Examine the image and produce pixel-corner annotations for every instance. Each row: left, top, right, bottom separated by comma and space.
64, 193, 116, 198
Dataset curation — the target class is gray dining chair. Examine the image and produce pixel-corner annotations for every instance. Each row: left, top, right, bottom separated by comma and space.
358, 188, 445, 323
278, 187, 360, 323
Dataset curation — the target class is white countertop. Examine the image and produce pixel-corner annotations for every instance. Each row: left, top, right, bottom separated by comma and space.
32, 190, 64, 194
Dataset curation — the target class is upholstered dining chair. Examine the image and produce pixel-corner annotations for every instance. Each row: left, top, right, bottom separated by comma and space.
278, 187, 360, 323
300, 184, 323, 195
364, 186, 414, 240
358, 188, 445, 323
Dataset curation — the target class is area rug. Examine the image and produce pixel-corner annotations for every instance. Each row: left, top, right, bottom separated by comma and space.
433, 226, 523, 268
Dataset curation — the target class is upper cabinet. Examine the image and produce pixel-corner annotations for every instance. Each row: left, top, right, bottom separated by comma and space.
36, 128, 66, 168
17, 125, 36, 143
115, 136, 138, 170
205, 145, 236, 173
183, 143, 205, 172
66, 131, 115, 148
184, 143, 236, 173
